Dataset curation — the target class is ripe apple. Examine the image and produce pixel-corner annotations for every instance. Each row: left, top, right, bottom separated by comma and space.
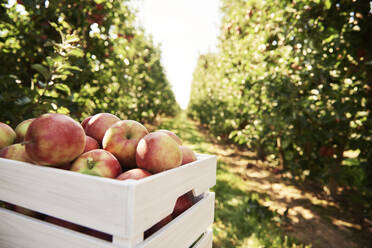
144, 214, 173, 239
179, 146, 197, 165
15, 205, 40, 218
85, 113, 120, 144
157, 129, 182, 145
71, 149, 122, 178
15, 118, 35, 142
84, 136, 100, 153
172, 192, 194, 218
136, 132, 183, 173
82, 228, 112, 241
81, 116, 92, 131
103, 120, 148, 169
0, 143, 33, 163
116, 168, 152, 181
44, 216, 82, 232
24, 113, 86, 166
0, 122, 16, 149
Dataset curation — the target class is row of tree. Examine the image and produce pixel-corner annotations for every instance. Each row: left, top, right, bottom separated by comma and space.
0, 0, 179, 125
189, 0, 372, 213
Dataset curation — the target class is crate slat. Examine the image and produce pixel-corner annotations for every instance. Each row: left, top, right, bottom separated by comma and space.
0, 192, 215, 248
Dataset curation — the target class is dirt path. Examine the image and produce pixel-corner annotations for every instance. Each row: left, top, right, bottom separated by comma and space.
154, 113, 370, 248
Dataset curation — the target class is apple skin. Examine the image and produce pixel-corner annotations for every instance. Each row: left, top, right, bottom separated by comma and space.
172, 192, 194, 218
179, 146, 197, 165
71, 149, 122, 178
84, 135, 100, 153
157, 129, 182, 145
44, 216, 82, 232
81, 116, 92, 132
0, 122, 16, 149
0, 143, 33, 163
85, 113, 120, 144
15, 118, 35, 142
116, 168, 152, 181
136, 132, 183, 174
144, 214, 173, 239
15, 205, 40, 218
103, 120, 149, 169
24, 113, 86, 166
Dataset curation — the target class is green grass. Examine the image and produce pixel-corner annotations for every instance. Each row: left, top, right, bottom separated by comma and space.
157, 112, 309, 248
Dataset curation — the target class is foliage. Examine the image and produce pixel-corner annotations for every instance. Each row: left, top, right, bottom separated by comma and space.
188, 0, 372, 210
0, 0, 179, 125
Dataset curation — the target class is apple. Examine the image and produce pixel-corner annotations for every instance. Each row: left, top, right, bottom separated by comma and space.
179, 146, 197, 165
82, 228, 112, 241
84, 135, 100, 153
144, 214, 173, 239
116, 168, 152, 181
103, 120, 148, 169
85, 113, 120, 144
15, 205, 40, 218
172, 192, 194, 218
0, 143, 33, 163
136, 132, 183, 174
157, 129, 182, 145
14, 118, 35, 142
81, 116, 92, 132
71, 149, 122, 178
24, 113, 86, 166
44, 216, 82, 232
0, 122, 16, 149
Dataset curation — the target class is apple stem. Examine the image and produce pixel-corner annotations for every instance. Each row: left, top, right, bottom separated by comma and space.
87, 157, 96, 169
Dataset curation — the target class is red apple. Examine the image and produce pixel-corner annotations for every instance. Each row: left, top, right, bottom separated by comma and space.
71, 149, 121, 178
0, 143, 33, 163
82, 228, 112, 241
103, 120, 148, 168
0, 122, 16, 149
44, 216, 82, 232
84, 136, 100, 153
179, 146, 197, 165
15, 118, 35, 142
136, 132, 183, 174
81, 116, 92, 132
116, 168, 152, 180
157, 129, 182, 145
172, 192, 194, 218
15, 205, 40, 218
85, 113, 120, 144
144, 214, 173, 239
24, 113, 86, 166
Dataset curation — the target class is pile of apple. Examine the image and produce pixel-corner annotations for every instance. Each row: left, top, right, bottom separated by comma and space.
0, 113, 198, 239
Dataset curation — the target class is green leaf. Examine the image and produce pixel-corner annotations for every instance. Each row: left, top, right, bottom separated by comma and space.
59, 64, 82, 72
31, 64, 51, 80
324, 0, 331, 10
54, 83, 71, 95
69, 49, 84, 58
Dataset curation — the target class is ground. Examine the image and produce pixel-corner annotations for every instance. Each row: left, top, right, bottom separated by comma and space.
151, 112, 372, 248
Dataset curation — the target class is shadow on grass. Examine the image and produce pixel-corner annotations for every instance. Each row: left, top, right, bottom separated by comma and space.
212, 162, 306, 248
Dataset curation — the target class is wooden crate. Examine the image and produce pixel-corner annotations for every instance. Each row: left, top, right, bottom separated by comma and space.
0, 154, 216, 248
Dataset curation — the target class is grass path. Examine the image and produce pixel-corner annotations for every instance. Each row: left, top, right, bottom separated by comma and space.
153, 113, 370, 248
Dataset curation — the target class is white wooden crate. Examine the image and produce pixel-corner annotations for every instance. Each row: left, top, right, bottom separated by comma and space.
0, 154, 216, 248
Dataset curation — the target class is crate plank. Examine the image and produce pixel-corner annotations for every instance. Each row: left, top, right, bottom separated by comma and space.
0, 208, 115, 248
193, 229, 213, 248
137, 192, 215, 248
0, 192, 214, 248
126, 154, 217, 237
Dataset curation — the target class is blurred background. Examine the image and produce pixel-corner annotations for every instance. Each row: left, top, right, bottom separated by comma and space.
1, 0, 371, 247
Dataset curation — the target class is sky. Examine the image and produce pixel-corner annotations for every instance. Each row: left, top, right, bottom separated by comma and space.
135, 0, 222, 109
